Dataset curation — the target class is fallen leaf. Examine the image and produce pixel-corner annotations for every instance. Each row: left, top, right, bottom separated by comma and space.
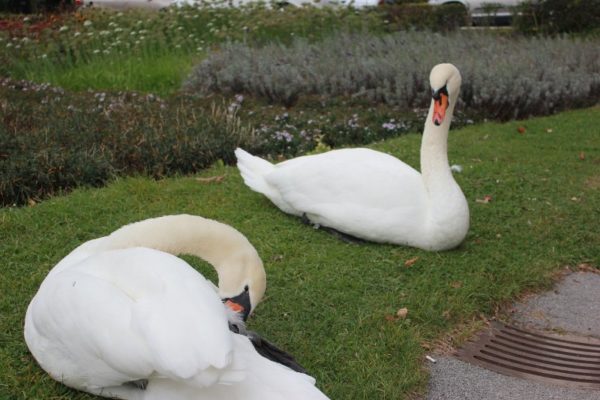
546, 128, 553, 133
450, 281, 462, 289
271, 254, 284, 262
442, 310, 451, 319
196, 175, 225, 184
384, 314, 396, 322
517, 126, 526, 134
27, 199, 36, 207
579, 151, 586, 160
404, 257, 419, 267
396, 308, 409, 319
476, 195, 492, 204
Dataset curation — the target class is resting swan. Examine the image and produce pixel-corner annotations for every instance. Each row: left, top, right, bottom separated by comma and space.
235, 63, 469, 251
24, 214, 330, 400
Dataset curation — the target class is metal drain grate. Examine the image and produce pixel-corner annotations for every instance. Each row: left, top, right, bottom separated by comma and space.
456, 322, 600, 390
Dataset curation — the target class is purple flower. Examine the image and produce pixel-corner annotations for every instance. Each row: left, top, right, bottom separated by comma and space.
273, 130, 293, 143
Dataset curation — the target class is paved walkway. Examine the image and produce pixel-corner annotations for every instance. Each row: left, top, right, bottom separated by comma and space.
426, 271, 600, 400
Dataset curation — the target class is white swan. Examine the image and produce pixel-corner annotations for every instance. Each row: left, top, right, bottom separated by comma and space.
235, 63, 469, 251
24, 214, 330, 400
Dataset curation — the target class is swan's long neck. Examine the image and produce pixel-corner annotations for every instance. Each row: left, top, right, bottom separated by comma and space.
420, 99, 457, 195
103, 214, 258, 280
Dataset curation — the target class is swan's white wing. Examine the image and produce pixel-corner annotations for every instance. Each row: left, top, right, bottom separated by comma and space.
265, 148, 427, 238
25, 247, 238, 392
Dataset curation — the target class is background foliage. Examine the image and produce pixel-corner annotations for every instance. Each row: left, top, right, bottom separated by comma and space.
514, 0, 600, 35
1, 3, 599, 207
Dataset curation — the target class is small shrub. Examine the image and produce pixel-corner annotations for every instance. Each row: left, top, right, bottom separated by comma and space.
382, 3, 468, 31
0, 79, 256, 206
184, 31, 600, 119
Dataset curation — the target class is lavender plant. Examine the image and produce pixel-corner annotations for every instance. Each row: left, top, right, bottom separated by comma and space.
184, 31, 600, 120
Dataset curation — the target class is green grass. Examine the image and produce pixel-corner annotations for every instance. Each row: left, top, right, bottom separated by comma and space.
1, 107, 599, 399
13, 52, 199, 96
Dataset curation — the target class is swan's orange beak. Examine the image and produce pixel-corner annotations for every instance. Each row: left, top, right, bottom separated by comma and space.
432, 86, 449, 126
225, 299, 245, 313
223, 290, 252, 321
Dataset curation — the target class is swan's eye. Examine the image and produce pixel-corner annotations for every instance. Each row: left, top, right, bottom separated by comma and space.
432, 85, 449, 101
244, 285, 249, 292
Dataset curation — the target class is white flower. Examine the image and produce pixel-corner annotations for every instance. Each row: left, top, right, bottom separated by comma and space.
41, 54, 47, 58
196, 46, 203, 51
93, 49, 100, 54
6, 43, 13, 48
59, 26, 69, 32
83, 20, 92, 27
74, 32, 81, 37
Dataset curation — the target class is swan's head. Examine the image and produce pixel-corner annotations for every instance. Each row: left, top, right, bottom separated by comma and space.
219, 250, 266, 322
429, 63, 462, 126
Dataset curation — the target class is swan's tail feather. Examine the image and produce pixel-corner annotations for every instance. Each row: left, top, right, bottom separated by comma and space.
234, 148, 275, 197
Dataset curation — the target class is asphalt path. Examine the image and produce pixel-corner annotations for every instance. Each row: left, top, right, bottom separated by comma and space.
426, 271, 600, 400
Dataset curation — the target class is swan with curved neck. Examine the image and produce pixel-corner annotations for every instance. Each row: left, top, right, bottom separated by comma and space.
235, 63, 469, 251
25, 215, 329, 400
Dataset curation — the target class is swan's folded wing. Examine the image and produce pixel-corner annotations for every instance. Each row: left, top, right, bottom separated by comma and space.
266, 148, 424, 216
26, 248, 240, 390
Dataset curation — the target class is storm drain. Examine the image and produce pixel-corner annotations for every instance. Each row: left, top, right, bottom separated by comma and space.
456, 322, 600, 390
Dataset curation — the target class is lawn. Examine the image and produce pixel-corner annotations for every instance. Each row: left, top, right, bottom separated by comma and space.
1, 106, 598, 399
